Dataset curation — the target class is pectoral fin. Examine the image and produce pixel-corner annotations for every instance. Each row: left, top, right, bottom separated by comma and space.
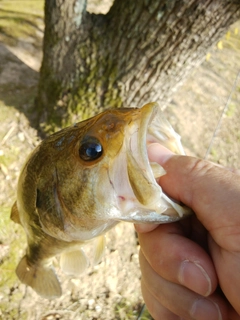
10, 201, 21, 225
93, 235, 106, 265
16, 255, 62, 299
60, 249, 89, 276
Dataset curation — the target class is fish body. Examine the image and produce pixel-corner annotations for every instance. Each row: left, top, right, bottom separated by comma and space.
11, 102, 192, 298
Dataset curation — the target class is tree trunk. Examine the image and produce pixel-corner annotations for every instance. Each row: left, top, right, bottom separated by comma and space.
36, 0, 240, 133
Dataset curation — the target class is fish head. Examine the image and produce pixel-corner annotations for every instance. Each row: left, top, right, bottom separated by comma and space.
94, 102, 192, 224
19, 102, 192, 243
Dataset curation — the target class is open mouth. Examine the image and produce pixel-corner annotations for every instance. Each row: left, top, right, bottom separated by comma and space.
117, 102, 193, 224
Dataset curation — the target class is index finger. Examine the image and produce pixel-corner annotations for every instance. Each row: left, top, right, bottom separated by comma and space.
148, 143, 240, 251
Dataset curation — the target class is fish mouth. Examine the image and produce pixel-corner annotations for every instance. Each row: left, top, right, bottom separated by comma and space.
116, 102, 192, 224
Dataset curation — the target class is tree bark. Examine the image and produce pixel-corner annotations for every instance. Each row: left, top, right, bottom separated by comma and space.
36, 0, 240, 133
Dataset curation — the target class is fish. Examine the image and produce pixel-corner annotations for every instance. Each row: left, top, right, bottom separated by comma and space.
10, 102, 192, 299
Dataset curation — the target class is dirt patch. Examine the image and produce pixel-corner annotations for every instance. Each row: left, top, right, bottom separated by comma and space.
0, 1, 240, 320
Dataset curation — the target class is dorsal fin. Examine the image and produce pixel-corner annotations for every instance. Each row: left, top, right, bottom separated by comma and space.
10, 201, 21, 225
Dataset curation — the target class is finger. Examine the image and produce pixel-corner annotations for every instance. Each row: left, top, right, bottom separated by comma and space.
179, 215, 209, 250
141, 280, 180, 320
209, 235, 240, 315
227, 306, 240, 320
138, 223, 217, 297
227, 167, 240, 175
140, 250, 228, 320
148, 143, 240, 251
134, 223, 158, 233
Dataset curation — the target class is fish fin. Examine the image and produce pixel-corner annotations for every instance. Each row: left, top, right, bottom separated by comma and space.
60, 248, 89, 276
10, 201, 21, 225
16, 255, 62, 299
93, 235, 106, 265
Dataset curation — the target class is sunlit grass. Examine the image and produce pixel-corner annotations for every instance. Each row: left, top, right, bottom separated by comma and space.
0, 0, 44, 46
114, 298, 145, 320
0, 206, 26, 286
0, 205, 27, 318
226, 102, 237, 117
0, 0, 44, 15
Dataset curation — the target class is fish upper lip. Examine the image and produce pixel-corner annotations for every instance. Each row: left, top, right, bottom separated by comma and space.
116, 102, 193, 223
127, 103, 163, 206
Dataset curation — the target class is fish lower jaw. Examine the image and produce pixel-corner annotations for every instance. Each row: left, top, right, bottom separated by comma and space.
115, 187, 194, 223
116, 194, 177, 222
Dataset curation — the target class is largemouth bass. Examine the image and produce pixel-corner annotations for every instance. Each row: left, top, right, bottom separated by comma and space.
10, 102, 192, 298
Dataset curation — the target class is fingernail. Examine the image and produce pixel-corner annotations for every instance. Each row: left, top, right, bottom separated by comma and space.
191, 298, 222, 320
179, 260, 212, 296
134, 223, 158, 233
147, 143, 174, 164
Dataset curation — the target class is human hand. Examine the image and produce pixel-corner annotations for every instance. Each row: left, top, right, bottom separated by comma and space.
135, 143, 240, 320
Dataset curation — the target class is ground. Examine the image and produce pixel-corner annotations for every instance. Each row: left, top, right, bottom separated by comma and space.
0, 1, 240, 320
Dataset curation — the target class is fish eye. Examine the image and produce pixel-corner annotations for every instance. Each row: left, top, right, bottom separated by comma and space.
79, 138, 103, 161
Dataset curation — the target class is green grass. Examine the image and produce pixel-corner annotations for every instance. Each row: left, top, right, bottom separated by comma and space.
0, 0, 44, 13
0, 0, 44, 46
209, 147, 219, 162
226, 102, 237, 117
114, 298, 153, 319
0, 206, 27, 318
0, 206, 26, 286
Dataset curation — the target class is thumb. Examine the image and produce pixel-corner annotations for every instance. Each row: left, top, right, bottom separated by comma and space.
148, 143, 240, 251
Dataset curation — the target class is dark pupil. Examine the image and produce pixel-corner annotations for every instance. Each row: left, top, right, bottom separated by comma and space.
79, 141, 103, 161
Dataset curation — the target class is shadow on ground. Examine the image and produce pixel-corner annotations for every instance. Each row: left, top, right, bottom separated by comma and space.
0, 44, 40, 128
